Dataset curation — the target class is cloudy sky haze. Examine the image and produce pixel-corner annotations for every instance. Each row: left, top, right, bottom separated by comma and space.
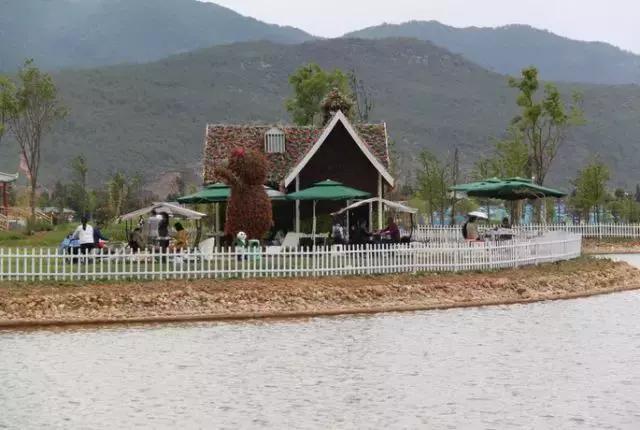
210, 0, 640, 54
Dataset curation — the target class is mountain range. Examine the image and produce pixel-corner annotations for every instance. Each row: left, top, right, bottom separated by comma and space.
0, 1, 639, 190
1, 38, 639, 189
0, 0, 314, 71
345, 21, 640, 85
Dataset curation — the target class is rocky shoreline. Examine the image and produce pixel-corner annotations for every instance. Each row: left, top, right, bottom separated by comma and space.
0, 258, 638, 329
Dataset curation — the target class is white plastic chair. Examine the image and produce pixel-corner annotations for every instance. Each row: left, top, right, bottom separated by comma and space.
198, 237, 216, 261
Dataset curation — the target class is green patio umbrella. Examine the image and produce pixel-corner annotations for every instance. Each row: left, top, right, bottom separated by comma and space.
286, 180, 371, 241
178, 183, 286, 204
177, 183, 286, 233
177, 183, 230, 204
451, 177, 567, 200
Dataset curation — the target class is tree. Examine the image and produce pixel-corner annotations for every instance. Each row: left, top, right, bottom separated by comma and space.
69, 155, 90, 217
0, 75, 14, 146
5, 60, 66, 217
285, 63, 351, 126
491, 128, 530, 179
608, 189, 640, 223
449, 147, 460, 225
348, 70, 374, 122
416, 150, 449, 225
508, 67, 584, 186
50, 181, 69, 215
570, 158, 610, 223
107, 172, 128, 219
166, 173, 186, 201
473, 128, 529, 179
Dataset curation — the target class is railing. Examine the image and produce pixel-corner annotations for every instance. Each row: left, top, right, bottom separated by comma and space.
0, 233, 581, 282
413, 223, 640, 240
0, 213, 8, 232
518, 223, 640, 238
5, 207, 53, 225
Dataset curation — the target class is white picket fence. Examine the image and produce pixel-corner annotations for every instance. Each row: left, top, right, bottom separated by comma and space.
0, 232, 581, 282
519, 223, 640, 238
413, 223, 640, 241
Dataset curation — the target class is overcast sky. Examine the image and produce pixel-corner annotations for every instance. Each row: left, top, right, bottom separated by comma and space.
210, 0, 640, 54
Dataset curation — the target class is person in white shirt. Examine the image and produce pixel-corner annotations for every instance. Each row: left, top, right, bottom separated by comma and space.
147, 209, 161, 244
72, 217, 95, 254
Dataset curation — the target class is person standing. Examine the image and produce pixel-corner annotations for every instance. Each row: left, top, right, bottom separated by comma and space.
463, 215, 480, 241
72, 217, 96, 255
157, 212, 170, 254
147, 209, 161, 245
93, 222, 109, 249
129, 227, 143, 253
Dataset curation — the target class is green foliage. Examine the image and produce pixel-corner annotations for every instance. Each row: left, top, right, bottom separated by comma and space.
107, 172, 128, 219
286, 63, 352, 125
0, 75, 14, 145
474, 127, 530, 180
508, 67, 584, 185
0, 38, 637, 187
300, 214, 332, 234
4, 60, 66, 216
607, 190, 640, 223
570, 157, 610, 222
69, 155, 90, 217
416, 150, 449, 224
26, 219, 54, 234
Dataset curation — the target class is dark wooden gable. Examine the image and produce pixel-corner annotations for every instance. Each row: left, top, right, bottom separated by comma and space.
291, 122, 380, 195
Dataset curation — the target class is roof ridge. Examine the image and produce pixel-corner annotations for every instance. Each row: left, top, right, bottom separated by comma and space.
206, 122, 386, 128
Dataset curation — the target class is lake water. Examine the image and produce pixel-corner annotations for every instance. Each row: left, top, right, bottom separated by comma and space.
1, 256, 640, 429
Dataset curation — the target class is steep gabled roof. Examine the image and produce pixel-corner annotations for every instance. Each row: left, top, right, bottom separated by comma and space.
283, 111, 394, 187
203, 112, 392, 187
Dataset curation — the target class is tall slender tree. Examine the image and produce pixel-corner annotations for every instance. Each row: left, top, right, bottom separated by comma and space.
6, 60, 66, 217
417, 150, 449, 225
508, 67, 584, 186
449, 147, 460, 225
70, 155, 89, 217
348, 70, 375, 122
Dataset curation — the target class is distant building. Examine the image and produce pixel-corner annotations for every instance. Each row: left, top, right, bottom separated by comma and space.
202, 111, 395, 232
0, 172, 18, 216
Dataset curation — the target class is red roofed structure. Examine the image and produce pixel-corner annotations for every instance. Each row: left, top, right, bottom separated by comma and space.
202, 111, 395, 232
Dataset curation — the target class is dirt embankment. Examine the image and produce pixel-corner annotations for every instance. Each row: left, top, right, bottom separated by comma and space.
583, 238, 640, 255
0, 258, 638, 328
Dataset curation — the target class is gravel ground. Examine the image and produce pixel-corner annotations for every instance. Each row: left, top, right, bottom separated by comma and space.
0, 258, 638, 327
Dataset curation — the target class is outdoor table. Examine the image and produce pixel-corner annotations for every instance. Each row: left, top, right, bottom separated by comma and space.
484, 228, 515, 241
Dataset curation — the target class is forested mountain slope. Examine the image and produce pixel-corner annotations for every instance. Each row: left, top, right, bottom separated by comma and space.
1, 38, 638, 187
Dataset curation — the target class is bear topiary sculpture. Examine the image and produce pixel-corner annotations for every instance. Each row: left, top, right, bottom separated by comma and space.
217, 148, 273, 241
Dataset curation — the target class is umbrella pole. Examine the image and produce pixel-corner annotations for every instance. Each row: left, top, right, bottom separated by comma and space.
346, 204, 351, 242
312, 200, 317, 246
215, 203, 220, 233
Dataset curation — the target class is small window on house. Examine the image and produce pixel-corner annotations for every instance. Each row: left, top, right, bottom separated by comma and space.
265, 127, 285, 154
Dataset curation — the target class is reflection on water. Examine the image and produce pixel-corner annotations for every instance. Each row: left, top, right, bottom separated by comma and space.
1, 256, 639, 429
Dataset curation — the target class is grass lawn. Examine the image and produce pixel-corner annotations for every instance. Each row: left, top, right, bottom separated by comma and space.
0, 223, 128, 248
0, 224, 75, 248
